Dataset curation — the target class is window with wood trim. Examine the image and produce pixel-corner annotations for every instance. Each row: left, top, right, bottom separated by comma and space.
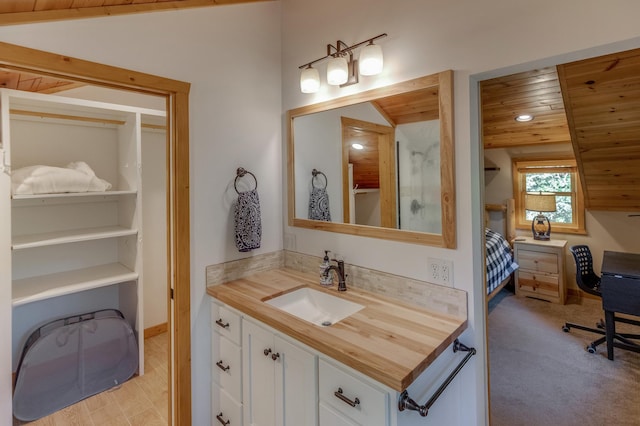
512, 157, 586, 235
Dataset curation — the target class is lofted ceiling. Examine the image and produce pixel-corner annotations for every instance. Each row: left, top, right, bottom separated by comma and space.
372, 87, 440, 126
481, 49, 640, 212
558, 49, 640, 211
481, 67, 570, 149
0, 69, 81, 93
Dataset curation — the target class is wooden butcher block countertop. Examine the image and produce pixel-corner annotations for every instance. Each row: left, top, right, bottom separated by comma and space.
207, 268, 467, 391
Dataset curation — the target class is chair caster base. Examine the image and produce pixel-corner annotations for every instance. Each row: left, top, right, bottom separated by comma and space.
587, 345, 597, 354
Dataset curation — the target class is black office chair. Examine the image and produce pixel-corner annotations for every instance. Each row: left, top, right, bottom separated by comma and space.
562, 245, 607, 353
562, 245, 640, 353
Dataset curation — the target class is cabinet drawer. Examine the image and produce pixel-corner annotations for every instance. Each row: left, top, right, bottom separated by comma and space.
212, 334, 242, 402
320, 401, 358, 426
517, 270, 559, 297
212, 301, 241, 345
212, 386, 242, 426
318, 359, 387, 426
518, 250, 558, 274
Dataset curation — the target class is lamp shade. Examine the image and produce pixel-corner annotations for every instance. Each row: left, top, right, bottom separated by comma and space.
525, 192, 556, 212
327, 56, 348, 85
525, 192, 555, 240
300, 67, 320, 93
359, 43, 383, 76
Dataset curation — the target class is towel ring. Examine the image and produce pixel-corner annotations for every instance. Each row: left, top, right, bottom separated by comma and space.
311, 169, 328, 189
235, 167, 258, 194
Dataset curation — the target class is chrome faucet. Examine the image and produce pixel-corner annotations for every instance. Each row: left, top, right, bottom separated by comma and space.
324, 259, 347, 291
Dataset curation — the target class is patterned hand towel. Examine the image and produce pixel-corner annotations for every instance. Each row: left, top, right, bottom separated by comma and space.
234, 189, 262, 252
308, 187, 331, 221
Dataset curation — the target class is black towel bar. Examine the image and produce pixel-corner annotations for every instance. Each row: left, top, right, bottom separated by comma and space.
398, 339, 476, 418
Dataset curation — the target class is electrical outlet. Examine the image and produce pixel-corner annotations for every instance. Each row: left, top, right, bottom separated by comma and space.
428, 258, 441, 283
441, 259, 453, 286
427, 258, 453, 285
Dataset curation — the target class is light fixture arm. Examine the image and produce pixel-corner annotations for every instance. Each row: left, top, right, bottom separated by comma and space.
298, 33, 388, 70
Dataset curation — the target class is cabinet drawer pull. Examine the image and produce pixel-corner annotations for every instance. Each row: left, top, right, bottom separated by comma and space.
216, 412, 230, 425
216, 318, 230, 329
216, 360, 230, 372
263, 348, 272, 356
271, 352, 280, 361
334, 387, 360, 407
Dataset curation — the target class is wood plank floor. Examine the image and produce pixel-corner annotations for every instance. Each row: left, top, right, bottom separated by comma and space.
14, 333, 169, 426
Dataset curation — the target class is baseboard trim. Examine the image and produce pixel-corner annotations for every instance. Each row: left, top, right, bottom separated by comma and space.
567, 288, 600, 300
144, 322, 168, 339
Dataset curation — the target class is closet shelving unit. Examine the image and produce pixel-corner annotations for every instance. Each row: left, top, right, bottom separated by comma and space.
1, 88, 165, 375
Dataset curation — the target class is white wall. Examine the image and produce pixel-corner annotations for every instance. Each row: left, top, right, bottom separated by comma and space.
281, 0, 640, 424
0, 3, 282, 424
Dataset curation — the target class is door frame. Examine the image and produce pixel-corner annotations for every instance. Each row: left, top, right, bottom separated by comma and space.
0, 41, 192, 425
340, 116, 395, 226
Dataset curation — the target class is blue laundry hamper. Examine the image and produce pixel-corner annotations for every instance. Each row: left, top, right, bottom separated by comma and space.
13, 309, 139, 421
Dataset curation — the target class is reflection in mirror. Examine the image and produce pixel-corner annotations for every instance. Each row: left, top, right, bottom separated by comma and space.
287, 71, 455, 248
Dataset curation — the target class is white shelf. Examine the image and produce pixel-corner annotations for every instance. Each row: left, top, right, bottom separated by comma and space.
12, 226, 138, 250
12, 263, 138, 306
12, 190, 136, 200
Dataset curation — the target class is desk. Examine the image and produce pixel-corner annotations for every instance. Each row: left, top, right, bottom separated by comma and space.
601, 250, 640, 360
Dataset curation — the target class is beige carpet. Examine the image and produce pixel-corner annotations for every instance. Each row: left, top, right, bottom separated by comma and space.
488, 287, 640, 426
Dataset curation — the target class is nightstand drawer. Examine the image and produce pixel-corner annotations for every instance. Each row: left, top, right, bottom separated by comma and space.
518, 250, 558, 274
517, 270, 559, 297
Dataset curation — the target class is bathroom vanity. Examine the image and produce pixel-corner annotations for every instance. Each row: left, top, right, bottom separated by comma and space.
207, 268, 467, 426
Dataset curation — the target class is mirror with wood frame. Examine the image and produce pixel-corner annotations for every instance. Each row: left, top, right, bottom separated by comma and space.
287, 70, 456, 248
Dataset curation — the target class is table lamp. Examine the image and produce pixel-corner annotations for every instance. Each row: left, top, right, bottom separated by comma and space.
525, 192, 556, 240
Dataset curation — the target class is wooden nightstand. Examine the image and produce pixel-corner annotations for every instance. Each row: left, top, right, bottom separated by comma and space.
514, 237, 567, 304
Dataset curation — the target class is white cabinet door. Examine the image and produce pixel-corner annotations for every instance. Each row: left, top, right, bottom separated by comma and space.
274, 335, 317, 426
243, 319, 318, 426
243, 320, 276, 426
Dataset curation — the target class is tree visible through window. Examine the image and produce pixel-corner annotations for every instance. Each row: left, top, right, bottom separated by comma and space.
513, 157, 586, 235
525, 172, 572, 224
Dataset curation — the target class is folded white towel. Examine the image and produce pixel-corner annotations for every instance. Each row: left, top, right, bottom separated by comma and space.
12, 162, 112, 195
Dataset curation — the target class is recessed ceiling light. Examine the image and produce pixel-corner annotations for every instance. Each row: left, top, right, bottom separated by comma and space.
352, 143, 364, 150
515, 114, 534, 122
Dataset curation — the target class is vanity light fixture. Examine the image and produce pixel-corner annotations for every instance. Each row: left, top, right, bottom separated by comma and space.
298, 33, 388, 93
359, 41, 384, 76
300, 65, 320, 93
515, 114, 534, 122
327, 55, 349, 86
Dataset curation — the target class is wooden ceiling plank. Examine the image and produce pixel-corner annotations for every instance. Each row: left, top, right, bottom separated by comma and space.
0, 1, 37, 13
0, 0, 274, 25
71, 0, 110, 7
34, 0, 75, 11
481, 67, 559, 89
559, 48, 640, 78
0, 71, 20, 89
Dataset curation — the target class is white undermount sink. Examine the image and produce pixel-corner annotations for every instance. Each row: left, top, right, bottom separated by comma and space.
265, 287, 364, 327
